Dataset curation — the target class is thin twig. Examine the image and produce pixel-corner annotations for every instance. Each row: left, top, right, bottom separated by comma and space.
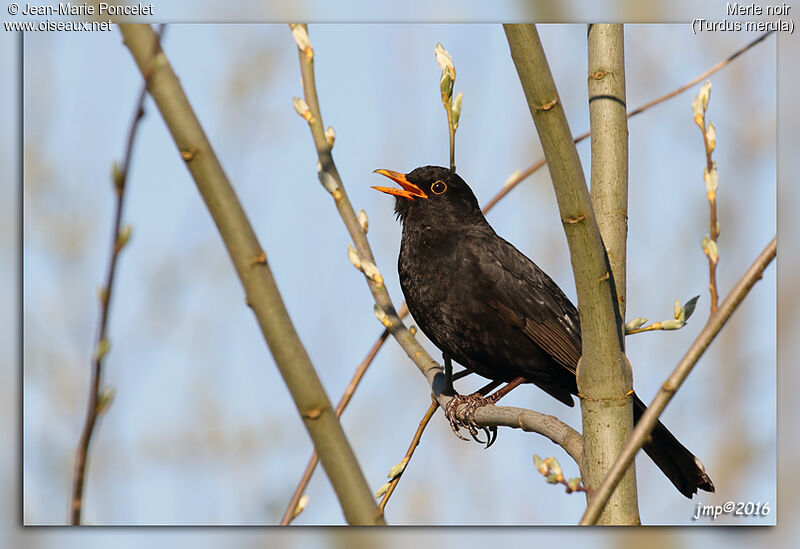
446, 104, 456, 172
280, 329, 389, 525
378, 399, 440, 515
534, 454, 588, 494
697, 91, 720, 313
580, 236, 776, 525
480, 30, 774, 215
70, 24, 165, 525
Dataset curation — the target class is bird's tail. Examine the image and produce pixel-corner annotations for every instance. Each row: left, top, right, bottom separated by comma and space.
632, 393, 715, 498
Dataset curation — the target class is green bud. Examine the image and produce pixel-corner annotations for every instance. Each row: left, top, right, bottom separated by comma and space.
388, 457, 409, 479
360, 260, 383, 285
357, 209, 369, 234
702, 237, 719, 264
324, 126, 335, 149
568, 478, 582, 492
704, 164, 718, 197
291, 24, 311, 52
94, 338, 110, 362
292, 97, 311, 121
660, 319, 685, 331
347, 244, 362, 271
317, 163, 339, 195
706, 121, 716, 152
375, 482, 391, 499
625, 318, 648, 332
292, 494, 309, 519
698, 80, 711, 111
451, 91, 463, 129
503, 170, 522, 190
117, 224, 132, 250
534, 454, 548, 475
96, 387, 115, 413
111, 161, 123, 190
692, 96, 704, 127
434, 42, 455, 75
440, 70, 453, 100
374, 304, 391, 327
548, 457, 563, 479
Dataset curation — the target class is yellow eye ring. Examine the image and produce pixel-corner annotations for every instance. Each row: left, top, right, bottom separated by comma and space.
431, 180, 447, 194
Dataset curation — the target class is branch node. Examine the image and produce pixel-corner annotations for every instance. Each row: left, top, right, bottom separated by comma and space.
249, 251, 267, 266
535, 98, 559, 112
302, 406, 324, 420
588, 69, 612, 80
576, 389, 633, 402
180, 147, 197, 161
561, 213, 586, 225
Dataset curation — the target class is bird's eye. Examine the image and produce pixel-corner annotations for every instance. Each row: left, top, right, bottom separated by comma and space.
431, 180, 447, 194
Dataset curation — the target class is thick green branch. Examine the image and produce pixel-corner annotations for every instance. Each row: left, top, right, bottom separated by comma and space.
588, 24, 629, 325
118, 23, 380, 525
504, 23, 631, 518
583, 24, 638, 524
581, 236, 776, 525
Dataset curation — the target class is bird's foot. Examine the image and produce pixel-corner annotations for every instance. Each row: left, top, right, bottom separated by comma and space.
444, 393, 498, 448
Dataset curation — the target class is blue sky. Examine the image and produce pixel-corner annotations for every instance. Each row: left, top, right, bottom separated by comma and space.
11, 15, 782, 544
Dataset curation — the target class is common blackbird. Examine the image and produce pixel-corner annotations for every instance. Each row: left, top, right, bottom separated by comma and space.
373, 165, 714, 498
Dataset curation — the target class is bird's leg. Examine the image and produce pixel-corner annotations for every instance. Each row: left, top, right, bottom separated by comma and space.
483, 376, 526, 404
443, 352, 455, 396
444, 376, 526, 448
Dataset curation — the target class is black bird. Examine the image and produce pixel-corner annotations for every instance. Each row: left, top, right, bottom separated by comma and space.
373, 165, 714, 498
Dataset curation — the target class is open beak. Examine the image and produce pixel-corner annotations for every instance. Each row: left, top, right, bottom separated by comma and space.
372, 169, 428, 200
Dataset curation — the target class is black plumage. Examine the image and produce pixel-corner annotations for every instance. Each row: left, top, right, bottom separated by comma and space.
374, 165, 714, 498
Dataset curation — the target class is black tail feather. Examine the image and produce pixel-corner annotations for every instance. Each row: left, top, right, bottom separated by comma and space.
632, 393, 715, 498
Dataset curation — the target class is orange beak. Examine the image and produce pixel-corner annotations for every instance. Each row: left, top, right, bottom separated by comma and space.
372, 169, 428, 200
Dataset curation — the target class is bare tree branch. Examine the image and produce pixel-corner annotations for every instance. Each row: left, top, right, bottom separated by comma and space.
504, 23, 632, 522
70, 24, 165, 524
119, 23, 381, 525
280, 329, 388, 525
580, 236, 776, 525
584, 23, 639, 524
377, 399, 440, 515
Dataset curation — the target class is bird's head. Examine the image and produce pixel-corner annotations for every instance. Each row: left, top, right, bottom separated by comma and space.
372, 165, 483, 226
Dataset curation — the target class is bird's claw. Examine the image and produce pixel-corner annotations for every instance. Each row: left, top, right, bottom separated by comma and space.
444, 393, 498, 448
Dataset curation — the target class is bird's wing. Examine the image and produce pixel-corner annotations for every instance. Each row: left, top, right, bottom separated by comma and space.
476, 234, 582, 375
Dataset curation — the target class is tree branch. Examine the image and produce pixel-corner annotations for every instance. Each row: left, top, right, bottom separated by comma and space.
118, 23, 381, 525
504, 23, 631, 523
377, 399, 440, 515
70, 24, 165, 524
580, 236, 776, 525
280, 329, 388, 525
584, 23, 639, 524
